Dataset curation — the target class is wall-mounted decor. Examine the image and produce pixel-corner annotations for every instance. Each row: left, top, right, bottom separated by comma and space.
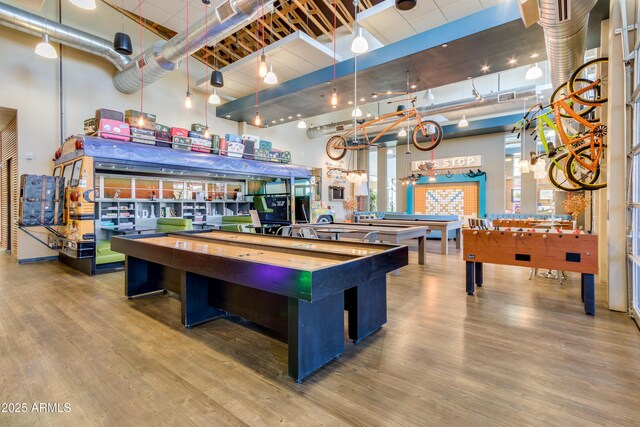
329, 186, 345, 201
511, 189, 521, 202
412, 155, 482, 171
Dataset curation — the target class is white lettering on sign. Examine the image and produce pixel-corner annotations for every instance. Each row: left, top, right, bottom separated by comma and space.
412, 155, 482, 172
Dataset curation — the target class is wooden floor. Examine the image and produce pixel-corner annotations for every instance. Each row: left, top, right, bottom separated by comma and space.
1, 241, 639, 426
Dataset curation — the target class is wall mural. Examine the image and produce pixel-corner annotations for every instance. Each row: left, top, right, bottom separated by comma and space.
426, 189, 464, 216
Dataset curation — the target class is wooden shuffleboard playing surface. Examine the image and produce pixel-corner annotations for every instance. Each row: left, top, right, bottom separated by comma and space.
111, 230, 408, 381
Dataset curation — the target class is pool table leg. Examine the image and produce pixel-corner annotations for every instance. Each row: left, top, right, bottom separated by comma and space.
288, 292, 344, 382
181, 271, 225, 328
345, 275, 387, 343
417, 235, 425, 265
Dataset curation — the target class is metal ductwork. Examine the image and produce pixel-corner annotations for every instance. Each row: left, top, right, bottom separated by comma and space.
0, 1, 130, 70
306, 86, 538, 139
537, 0, 598, 88
113, 0, 273, 94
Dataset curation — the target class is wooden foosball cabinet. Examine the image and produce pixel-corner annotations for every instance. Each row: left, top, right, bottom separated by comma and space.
463, 229, 598, 315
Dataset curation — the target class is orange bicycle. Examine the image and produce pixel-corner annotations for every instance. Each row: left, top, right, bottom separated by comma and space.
326, 96, 443, 160
551, 57, 608, 190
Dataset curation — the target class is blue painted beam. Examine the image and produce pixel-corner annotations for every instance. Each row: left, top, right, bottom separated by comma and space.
217, 2, 521, 116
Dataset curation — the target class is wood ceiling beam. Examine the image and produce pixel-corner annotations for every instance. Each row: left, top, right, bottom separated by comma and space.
274, 7, 298, 34
217, 41, 242, 61
258, 17, 284, 41
291, 0, 333, 39
322, 0, 352, 32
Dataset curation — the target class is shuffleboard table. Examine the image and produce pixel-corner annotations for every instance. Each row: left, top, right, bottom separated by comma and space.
111, 230, 408, 381
290, 222, 429, 265
357, 218, 464, 255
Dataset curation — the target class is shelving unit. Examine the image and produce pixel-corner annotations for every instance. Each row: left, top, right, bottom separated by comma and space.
94, 174, 250, 236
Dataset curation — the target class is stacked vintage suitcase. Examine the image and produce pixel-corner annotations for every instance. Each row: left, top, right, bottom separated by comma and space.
19, 175, 65, 226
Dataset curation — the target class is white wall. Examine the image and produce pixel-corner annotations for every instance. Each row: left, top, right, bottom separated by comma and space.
395, 133, 507, 213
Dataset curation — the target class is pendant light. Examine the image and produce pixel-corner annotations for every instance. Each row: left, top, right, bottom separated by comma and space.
35, 34, 57, 59
424, 88, 435, 104
525, 63, 543, 80
255, 111, 261, 126
210, 39, 224, 87
258, 54, 268, 78
209, 90, 221, 105
297, 118, 307, 129
352, 107, 362, 117
113, 0, 132, 55
458, 115, 469, 127
69, 0, 96, 10
262, 10, 278, 84
264, 65, 278, 85
330, 0, 338, 107
185, 91, 192, 109
398, 128, 407, 137
351, 1, 368, 55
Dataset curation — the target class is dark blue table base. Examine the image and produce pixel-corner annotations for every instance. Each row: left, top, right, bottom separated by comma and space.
125, 256, 388, 382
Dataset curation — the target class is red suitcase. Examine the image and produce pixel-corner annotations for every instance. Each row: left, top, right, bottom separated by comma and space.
99, 119, 130, 141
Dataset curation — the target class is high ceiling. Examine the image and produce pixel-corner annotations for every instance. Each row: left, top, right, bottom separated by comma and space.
105, 0, 609, 127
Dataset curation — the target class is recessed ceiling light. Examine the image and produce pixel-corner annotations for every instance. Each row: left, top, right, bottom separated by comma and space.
225, 114, 231, 119
366, 112, 372, 117
348, 100, 353, 105
467, 76, 472, 80
360, 97, 365, 102
508, 57, 517, 65
386, 90, 392, 94
288, 115, 293, 119
441, 43, 448, 48
271, 120, 276, 124
481, 65, 489, 72
332, 105, 337, 109
296, 113, 301, 117
280, 118, 285, 122
372, 94, 378, 99
530, 52, 539, 58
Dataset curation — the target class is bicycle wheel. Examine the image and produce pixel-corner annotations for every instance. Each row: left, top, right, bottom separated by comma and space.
565, 144, 607, 190
547, 152, 585, 192
550, 79, 597, 120
326, 135, 347, 160
568, 57, 608, 105
412, 119, 443, 151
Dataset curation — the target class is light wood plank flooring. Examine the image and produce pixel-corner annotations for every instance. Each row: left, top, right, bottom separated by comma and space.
0, 241, 639, 426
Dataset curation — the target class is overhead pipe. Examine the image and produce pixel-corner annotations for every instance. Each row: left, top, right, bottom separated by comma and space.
537, 0, 598, 88
0, 1, 129, 71
113, 0, 273, 94
306, 86, 538, 139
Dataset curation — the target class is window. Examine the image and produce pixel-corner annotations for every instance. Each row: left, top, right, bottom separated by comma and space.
386, 148, 396, 211
61, 163, 73, 188
369, 149, 378, 211
53, 167, 61, 177
70, 159, 82, 187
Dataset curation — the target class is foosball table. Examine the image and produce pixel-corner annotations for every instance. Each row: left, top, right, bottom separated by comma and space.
463, 229, 598, 315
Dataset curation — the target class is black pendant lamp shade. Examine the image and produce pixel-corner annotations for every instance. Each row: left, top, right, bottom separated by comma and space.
113, 32, 133, 55
395, 0, 417, 11
210, 69, 224, 88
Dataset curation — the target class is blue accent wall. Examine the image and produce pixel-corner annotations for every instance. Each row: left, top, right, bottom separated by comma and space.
407, 173, 487, 217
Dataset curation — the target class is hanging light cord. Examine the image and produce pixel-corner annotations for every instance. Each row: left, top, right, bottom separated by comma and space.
139, 0, 143, 115
205, 1, 209, 128
333, 0, 336, 84
186, 0, 190, 93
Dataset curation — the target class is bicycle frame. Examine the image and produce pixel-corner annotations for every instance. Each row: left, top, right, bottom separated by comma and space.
337, 103, 425, 149
552, 79, 605, 173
